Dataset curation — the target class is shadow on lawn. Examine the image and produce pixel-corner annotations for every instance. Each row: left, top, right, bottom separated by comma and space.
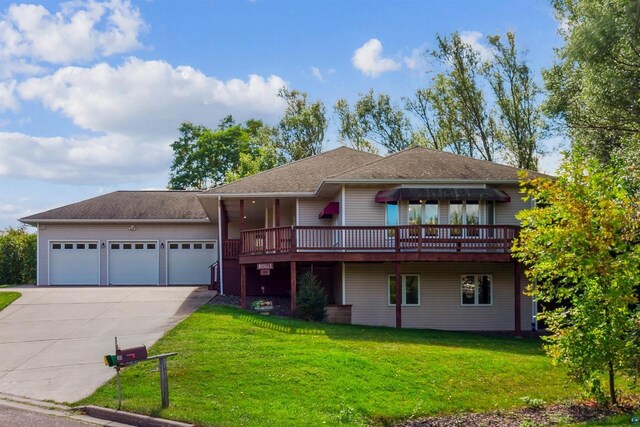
217, 306, 543, 356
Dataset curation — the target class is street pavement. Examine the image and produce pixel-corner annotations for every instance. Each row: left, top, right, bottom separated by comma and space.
0, 287, 214, 403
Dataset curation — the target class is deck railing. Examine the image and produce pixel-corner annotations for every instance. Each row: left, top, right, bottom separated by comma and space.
222, 239, 241, 259
240, 225, 519, 256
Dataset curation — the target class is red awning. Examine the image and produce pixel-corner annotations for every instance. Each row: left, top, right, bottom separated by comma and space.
374, 187, 511, 203
319, 201, 339, 219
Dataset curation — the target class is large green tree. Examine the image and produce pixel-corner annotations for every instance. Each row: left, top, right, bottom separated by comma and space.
275, 88, 327, 161
335, 89, 413, 154
544, 0, 640, 165
512, 154, 640, 404
168, 117, 280, 190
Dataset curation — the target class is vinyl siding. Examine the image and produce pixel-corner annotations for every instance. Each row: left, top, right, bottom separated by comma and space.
298, 198, 334, 226
495, 186, 531, 226
344, 262, 532, 331
38, 223, 217, 286
344, 186, 385, 226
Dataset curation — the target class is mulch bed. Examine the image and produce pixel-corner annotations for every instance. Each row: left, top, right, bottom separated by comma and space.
400, 396, 640, 426
209, 294, 292, 317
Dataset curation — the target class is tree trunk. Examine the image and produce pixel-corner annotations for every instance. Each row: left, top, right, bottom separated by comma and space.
608, 360, 617, 405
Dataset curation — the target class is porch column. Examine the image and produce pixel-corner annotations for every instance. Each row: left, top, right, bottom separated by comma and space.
395, 261, 402, 329
240, 264, 247, 309
275, 198, 280, 227
514, 262, 522, 337
290, 261, 297, 316
220, 200, 228, 241
239, 199, 245, 231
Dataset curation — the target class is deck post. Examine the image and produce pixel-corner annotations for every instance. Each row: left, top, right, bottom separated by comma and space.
275, 198, 280, 227
239, 199, 245, 231
395, 261, 402, 329
514, 261, 522, 337
220, 200, 228, 241
240, 264, 247, 309
290, 261, 297, 316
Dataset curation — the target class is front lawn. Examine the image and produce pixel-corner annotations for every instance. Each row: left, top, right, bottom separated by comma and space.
80, 306, 578, 426
0, 291, 20, 311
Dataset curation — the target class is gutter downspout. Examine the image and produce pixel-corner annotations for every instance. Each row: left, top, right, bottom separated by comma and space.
217, 196, 224, 295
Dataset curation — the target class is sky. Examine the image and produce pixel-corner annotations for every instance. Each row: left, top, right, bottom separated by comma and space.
0, 0, 565, 229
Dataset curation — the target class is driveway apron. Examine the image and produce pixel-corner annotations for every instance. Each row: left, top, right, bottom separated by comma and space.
0, 287, 214, 403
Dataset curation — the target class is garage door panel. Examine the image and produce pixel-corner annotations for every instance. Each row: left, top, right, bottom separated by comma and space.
109, 241, 158, 285
50, 242, 99, 285
168, 241, 216, 285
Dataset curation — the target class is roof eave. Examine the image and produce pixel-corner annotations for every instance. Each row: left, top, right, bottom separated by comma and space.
19, 218, 212, 226
198, 192, 317, 198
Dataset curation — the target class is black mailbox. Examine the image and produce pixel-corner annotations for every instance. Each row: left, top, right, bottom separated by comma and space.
116, 345, 147, 365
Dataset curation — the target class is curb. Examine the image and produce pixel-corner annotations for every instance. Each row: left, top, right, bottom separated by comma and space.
82, 405, 194, 427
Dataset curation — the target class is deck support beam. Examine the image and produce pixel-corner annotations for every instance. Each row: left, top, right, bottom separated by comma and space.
290, 261, 297, 316
514, 261, 521, 337
240, 264, 246, 309
395, 261, 402, 329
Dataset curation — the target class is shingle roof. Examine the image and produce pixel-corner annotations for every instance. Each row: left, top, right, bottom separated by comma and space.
327, 146, 550, 182
204, 146, 381, 195
20, 191, 208, 223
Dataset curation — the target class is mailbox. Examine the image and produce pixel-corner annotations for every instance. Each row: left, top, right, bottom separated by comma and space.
116, 345, 147, 365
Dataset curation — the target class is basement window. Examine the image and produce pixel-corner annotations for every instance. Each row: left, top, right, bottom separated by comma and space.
461, 275, 492, 306
388, 275, 420, 306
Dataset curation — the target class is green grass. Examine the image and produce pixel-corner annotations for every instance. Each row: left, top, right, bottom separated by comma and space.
0, 291, 20, 311
573, 412, 640, 425
79, 306, 579, 426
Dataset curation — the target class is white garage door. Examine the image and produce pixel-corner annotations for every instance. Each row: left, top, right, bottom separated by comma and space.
168, 241, 216, 285
109, 241, 159, 285
50, 241, 99, 285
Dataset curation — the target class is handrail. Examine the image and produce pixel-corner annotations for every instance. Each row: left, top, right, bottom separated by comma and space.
240, 225, 519, 256
208, 260, 219, 291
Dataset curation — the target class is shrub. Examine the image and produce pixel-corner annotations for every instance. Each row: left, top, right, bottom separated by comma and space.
0, 227, 36, 285
296, 271, 326, 321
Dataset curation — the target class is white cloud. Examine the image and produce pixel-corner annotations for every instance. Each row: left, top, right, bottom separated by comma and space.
352, 38, 401, 78
403, 45, 428, 71
4, 58, 287, 184
459, 31, 493, 62
0, 0, 146, 77
310, 66, 324, 82
18, 58, 288, 138
0, 80, 19, 112
0, 131, 169, 184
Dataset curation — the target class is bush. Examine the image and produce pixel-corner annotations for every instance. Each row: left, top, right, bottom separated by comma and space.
296, 271, 326, 321
0, 227, 36, 285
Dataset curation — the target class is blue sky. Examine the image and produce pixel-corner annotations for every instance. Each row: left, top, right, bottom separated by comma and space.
0, 0, 564, 229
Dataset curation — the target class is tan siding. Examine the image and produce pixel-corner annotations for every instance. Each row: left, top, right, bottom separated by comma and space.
38, 223, 217, 286
345, 262, 532, 331
495, 186, 531, 226
298, 198, 333, 226
344, 186, 385, 226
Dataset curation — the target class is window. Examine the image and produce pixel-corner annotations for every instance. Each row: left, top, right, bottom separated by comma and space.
182, 243, 190, 249
449, 201, 479, 236
205, 243, 214, 249
388, 275, 420, 306
64, 243, 73, 249
461, 275, 492, 305
147, 243, 156, 250
88, 243, 97, 250
193, 243, 203, 249
111, 243, 120, 250
76, 243, 86, 249
408, 201, 439, 236
135, 243, 144, 249
52, 243, 61, 250
169, 243, 178, 250
123, 244, 132, 250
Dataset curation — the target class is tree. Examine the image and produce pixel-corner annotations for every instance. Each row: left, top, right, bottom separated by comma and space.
0, 227, 36, 285
168, 117, 281, 189
544, 0, 640, 165
485, 32, 544, 170
335, 89, 413, 154
296, 271, 327, 321
275, 88, 327, 161
511, 153, 640, 404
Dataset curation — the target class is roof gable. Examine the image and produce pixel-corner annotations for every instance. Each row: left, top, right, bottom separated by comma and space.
204, 146, 381, 195
327, 146, 550, 182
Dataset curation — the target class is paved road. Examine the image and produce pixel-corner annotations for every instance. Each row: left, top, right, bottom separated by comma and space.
0, 287, 214, 403
0, 402, 94, 427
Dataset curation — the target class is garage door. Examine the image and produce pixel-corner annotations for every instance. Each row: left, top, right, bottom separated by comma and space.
108, 241, 159, 285
167, 241, 216, 285
50, 241, 99, 285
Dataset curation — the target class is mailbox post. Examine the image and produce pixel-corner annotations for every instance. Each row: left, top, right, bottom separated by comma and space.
104, 337, 177, 410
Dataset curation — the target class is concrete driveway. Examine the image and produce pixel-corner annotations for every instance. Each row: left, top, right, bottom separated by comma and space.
0, 287, 214, 403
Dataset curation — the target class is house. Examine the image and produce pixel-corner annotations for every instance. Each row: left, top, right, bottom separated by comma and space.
20, 146, 548, 334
